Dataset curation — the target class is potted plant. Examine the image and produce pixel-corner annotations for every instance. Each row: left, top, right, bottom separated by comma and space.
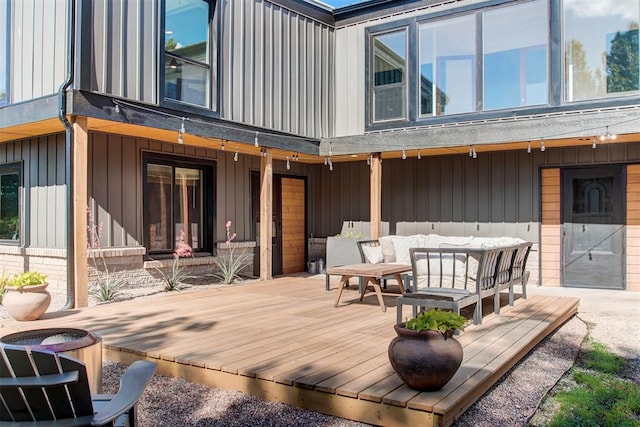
2, 271, 51, 321
388, 308, 466, 391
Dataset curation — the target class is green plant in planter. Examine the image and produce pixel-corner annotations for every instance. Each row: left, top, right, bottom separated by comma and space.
404, 308, 467, 335
390, 308, 468, 391
8, 271, 47, 290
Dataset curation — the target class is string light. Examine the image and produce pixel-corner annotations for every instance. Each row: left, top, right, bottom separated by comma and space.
233, 150, 239, 162
324, 157, 328, 166
366, 155, 371, 166
221, 140, 225, 150
177, 118, 185, 144
469, 145, 477, 159
329, 142, 333, 157
527, 141, 531, 154
328, 158, 333, 171
540, 138, 545, 152
592, 137, 597, 149
417, 149, 421, 160
261, 147, 267, 157
600, 125, 617, 141
114, 104, 120, 114
286, 156, 290, 170
401, 145, 407, 160
254, 131, 259, 147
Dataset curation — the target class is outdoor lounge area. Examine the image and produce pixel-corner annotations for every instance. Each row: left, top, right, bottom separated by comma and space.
0, 275, 578, 427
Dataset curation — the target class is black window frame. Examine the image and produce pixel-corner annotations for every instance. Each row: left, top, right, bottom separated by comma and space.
160, 0, 219, 116
365, 0, 561, 132
0, 162, 22, 245
142, 152, 215, 257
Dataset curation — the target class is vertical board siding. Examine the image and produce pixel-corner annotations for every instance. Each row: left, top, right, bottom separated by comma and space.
0, 135, 66, 248
626, 164, 640, 291
87, 0, 158, 102
10, 0, 67, 102
540, 168, 561, 287
220, 0, 334, 139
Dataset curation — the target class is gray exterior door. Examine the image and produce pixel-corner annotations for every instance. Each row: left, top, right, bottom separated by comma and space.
562, 166, 625, 289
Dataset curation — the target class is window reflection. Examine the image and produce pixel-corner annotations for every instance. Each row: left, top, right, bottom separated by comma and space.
146, 163, 203, 252
373, 30, 407, 122
419, 15, 476, 116
483, 0, 548, 110
564, 0, 640, 101
0, 164, 20, 242
164, 0, 210, 107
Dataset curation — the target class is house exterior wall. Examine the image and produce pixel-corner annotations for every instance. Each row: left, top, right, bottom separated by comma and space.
218, 0, 334, 138
0, 134, 67, 249
7, 0, 68, 103
626, 165, 640, 291
333, 0, 467, 137
80, 0, 159, 103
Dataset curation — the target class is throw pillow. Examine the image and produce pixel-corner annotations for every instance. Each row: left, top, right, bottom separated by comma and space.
362, 245, 384, 264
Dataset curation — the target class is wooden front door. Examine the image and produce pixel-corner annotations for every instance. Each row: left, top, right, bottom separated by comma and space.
251, 173, 306, 276
562, 166, 625, 289
281, 177, 306, 274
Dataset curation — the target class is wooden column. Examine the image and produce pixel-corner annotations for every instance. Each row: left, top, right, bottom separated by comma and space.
370, 154, 382, 239
260, 150, 273, 280
72, 116, 89, 307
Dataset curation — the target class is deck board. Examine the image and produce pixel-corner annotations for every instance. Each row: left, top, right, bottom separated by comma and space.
0, 275, 578, 427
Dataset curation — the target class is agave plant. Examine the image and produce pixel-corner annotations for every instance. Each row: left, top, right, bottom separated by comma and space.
89, 270, 127, 302
212, 248, 252, 284
157, 257, 194, 291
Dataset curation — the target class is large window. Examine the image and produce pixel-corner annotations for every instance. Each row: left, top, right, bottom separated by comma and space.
419, 15, 476, 116
164, 0, 211, 108
483, 0, 548, 110
564, 0, 640, 101
372, 30, 407, 122
0, 163, 21, 242
144, 155, 213, 255
0, 0, 8, 107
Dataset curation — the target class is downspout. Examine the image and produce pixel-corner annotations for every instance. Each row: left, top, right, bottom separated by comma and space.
57, 0, 76, 310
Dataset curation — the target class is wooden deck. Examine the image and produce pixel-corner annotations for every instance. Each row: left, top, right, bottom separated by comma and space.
0, 275, 579, 427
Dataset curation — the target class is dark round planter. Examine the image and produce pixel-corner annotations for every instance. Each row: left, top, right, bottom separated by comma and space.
388, 323, 463, 391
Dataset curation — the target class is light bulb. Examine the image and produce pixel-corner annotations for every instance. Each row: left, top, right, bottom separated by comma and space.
254, 132, 259, 147
234, 151, 238, 162
540, 139, 545, 152
527, 141, 531, 154
401, 146, 406, 160
286, 157, 290, 170
417, 149, 421, 160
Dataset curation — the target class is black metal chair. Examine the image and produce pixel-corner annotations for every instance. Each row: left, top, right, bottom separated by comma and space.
0, 344, 156, 426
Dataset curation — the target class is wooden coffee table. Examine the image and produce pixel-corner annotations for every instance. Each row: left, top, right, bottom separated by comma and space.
328, 263, 411, 312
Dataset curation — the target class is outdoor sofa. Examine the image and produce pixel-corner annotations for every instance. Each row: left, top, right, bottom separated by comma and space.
356, 234, 532, 324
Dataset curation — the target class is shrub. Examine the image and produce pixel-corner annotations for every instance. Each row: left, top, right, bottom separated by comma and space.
8, 271, 47, 290
89, 271, 127, 302
212, 248, 252, 284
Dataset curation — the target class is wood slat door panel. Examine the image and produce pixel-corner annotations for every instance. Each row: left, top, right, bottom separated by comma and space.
281, 177, 305, 274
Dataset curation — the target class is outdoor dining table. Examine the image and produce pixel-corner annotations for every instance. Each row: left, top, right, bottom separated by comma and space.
328, 263, 411, 312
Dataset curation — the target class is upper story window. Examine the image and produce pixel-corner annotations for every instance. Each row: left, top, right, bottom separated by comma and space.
0, 0, 8, 107
368, 0, 551, 128
0, 163, 21, 243
372, 30, 407, 122
164, 0, 211, 108
483, 0, 548, 110
564, 0, 639, 102
419, 15, 476, 116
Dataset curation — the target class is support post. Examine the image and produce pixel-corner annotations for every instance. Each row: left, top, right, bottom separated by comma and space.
370, 153, 382, 240
72, 117, 88, 307
260, 150, 273, 280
